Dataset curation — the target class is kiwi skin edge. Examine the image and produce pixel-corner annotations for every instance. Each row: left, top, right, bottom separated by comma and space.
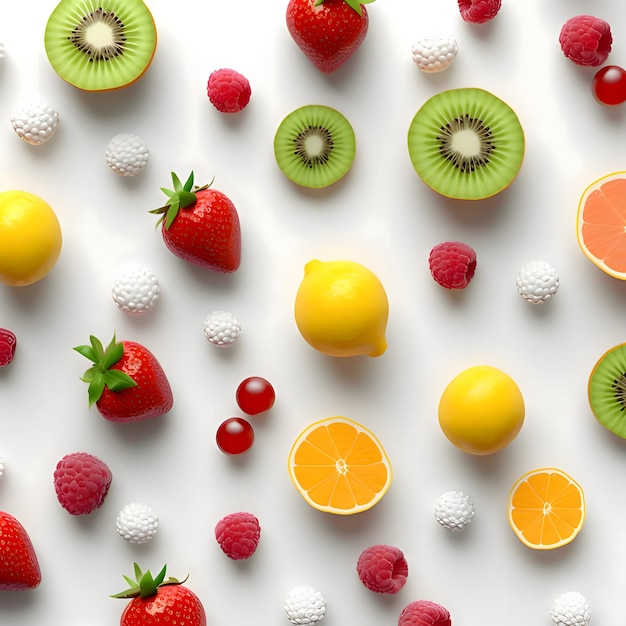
44, 0, 158, 92
588, 342, 626, 439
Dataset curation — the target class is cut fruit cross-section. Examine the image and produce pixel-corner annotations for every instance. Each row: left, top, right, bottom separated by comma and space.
576, 171, 626, 279
507, 467, 585, 550
287, 416, 393, 515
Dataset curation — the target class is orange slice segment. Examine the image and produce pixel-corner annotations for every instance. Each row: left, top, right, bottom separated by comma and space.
576, 171, 626, 279
507, 468, 585, 550
287, 416, 393, 515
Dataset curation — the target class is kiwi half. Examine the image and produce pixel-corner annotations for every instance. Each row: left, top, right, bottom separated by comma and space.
408, 88, 525, 200
44, 0, 157, 92
273, 105, 356, 189
588, 343, 626, 438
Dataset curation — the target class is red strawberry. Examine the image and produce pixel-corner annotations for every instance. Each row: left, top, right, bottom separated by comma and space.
286, 0, 374, 74
74, 334, 173, 423
151, 172, 241, 273
0, 512, 41, 590
114, 563, 206, 626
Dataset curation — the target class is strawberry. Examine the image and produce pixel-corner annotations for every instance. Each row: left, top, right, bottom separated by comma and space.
286, 0, 375, 74
151, 172, 241, 273
0, 511, 41, 590
74, 334, 173, 423
114, 563, 206, 626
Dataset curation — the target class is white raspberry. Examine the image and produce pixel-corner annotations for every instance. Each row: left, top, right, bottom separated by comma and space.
516, 260, 559, 303
11, 102, 60, 145
112, 265, 160, 315
0, 457, 5, 479
0, 44, 4, 60
412, 35, 458, 73
203, 310, 241, 347
434, 490, 475, 531
284, 586, 326, 625
105, 133, 149, 176
116, 502, 158, 544
551, 591, 591, 626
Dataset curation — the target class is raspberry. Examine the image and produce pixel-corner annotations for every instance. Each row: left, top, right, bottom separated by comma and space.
0, 329, 17, 367
399, 600, 451, 626
207, 68, 251, 113
412, 35, 458, 73
356, 544, 408, 594
53, 452, 112, 516
458, 0, 501, 24
116, 503, 158, 544
551, 591, 591, 626
203, 310, 241, 347
214, 511, 261, 560
283, 586, 326, 625
516, 260, 559, 304
111, 265, 161, 315
428, 242, 477, 289
434, 490, 475, 532
105, 133, 149, 176
11, 102, 60, 146
559, 15, 612, 67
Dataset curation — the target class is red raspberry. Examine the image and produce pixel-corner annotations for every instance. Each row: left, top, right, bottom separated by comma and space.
214, 511, 261, 560
53, 452, 112, 516
428, 241, 477, 289
399, 600, 451, 626
207, 68, 251, 113
559, 15, 612, 67
458, 0, 501, 24
0, 329, 17, 367
356, 544, 408, 594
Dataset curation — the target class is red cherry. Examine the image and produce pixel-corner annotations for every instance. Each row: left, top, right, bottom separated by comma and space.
236, 377, 275, 415
216, 417, 254, 455
592, 65, 626, 106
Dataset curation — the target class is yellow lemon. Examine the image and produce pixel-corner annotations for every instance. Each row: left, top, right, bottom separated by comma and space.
438, 365, 525, 455
294, 259, 389, 357
0, 191, 62, 286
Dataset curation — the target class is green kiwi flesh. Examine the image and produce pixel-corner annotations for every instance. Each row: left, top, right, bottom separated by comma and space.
274, 105, 356, 189
588, 343, 626, 438
44, 0, 157, 92
408, 88, 525, 201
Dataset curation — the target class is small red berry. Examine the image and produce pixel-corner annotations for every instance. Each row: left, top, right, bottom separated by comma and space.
214, 512, 261, 560
399, 600, 451, 626
53, 452, 112, 515
458, 0, 501, 24
236, 377, 275, 415
559, 15, 612, 67
207, 68, 251, 113
216, 417, 254, 455
428, 241, 477, 290
356, 544, 409, 594
0, 329, 17, 367
592, 65, 626, 106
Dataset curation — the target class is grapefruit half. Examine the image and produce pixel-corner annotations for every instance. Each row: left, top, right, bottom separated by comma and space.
576, 171, 626, 279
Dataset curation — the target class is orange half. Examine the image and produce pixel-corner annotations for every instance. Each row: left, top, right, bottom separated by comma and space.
287, 416, 393, 515
507, 467, 585, 550
576, 171, 626, 279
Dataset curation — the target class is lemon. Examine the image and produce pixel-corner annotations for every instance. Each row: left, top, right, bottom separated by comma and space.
294, 259, 389, 357
0, 190, 62, 286
438, 365, 525, 455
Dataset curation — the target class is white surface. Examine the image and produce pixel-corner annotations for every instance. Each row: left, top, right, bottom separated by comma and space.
0, 1, 625, 624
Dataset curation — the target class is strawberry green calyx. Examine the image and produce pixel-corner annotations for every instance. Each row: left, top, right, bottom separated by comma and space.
150, 171, 210, 230
112, 563, 186, 599
314, 0, 375, 17
73, 334, 137, 406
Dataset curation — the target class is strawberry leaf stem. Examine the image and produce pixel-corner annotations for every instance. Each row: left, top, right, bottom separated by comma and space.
314, 0, 374, 16
150, 171, 210, 230
74, 334, 137, 406
112, 564, 186, 600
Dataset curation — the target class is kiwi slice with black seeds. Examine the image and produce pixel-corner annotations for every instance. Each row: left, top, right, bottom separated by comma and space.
274, 104, 356, 189
408, 88, 525, 200
588, 343, 626, 438
44, 0, 157, 92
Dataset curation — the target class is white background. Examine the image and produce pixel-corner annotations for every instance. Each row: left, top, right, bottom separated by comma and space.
1, 0, 626, 624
